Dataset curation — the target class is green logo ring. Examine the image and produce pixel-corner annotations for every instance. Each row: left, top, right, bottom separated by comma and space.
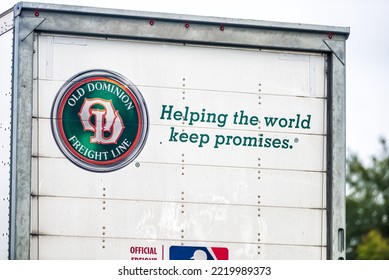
51, 70, 149, 172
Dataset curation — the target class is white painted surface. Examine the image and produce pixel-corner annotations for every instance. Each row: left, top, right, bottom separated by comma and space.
32, 34, 328, 259
36, 118, 326, 171
33, 235, 324, 260
38, 35, 325, 97
35, 157, 325, 208
0, 23, 13, 260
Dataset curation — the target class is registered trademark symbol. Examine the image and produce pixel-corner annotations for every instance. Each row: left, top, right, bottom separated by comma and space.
135, 162, 140, 168
294, 138, 299, 143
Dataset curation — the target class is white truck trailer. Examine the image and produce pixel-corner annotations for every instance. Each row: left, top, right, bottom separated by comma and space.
0, 2, 349, 260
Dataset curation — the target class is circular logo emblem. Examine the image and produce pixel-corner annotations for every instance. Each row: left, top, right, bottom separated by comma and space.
51, 70, 149, 172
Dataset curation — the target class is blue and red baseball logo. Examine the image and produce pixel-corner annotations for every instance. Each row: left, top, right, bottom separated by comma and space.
169, 246, 228, 260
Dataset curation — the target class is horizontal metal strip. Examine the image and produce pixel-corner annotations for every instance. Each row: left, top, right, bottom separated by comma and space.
33, 233, 326, 248
31, 194, 325, 211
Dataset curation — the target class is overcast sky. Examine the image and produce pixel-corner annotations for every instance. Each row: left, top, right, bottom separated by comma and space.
1, 0, 389, 162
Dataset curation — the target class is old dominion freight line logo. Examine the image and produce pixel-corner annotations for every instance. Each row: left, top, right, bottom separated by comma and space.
51, 70, 149, 172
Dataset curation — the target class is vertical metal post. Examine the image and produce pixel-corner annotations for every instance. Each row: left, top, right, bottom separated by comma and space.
9, 5, 35, 259
327, 41, 347, 260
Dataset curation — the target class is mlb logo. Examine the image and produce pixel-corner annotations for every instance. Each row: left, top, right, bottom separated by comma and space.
169, 246, 228, 260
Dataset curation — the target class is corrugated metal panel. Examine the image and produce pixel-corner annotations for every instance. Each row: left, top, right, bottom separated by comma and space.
31, 34, 328, 259
38, 36, 326, 97
35, 158, 325, 208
